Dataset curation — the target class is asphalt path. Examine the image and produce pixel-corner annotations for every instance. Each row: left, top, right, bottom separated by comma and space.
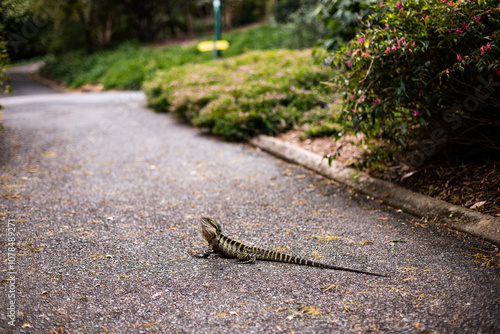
0, 70, 499, 333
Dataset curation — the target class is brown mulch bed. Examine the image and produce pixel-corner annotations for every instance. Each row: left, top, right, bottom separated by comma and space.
395, 156, 499, 217
278, 131, 500, 218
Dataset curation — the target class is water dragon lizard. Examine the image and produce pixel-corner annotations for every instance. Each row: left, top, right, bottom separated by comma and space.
195, 217, 387, 277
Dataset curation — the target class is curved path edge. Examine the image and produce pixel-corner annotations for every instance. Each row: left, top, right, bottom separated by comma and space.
250, 135, 500, 246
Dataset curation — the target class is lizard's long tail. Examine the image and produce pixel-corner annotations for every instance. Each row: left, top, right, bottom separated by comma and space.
254, 248, 387, 277
314, 261, 387, 277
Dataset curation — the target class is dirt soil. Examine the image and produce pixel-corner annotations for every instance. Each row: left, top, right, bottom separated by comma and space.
278, 130, 500, 218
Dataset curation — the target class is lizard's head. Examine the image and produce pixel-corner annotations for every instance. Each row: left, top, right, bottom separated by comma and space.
200, 217, 221, 242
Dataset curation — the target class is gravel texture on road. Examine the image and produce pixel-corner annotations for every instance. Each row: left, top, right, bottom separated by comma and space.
250, 136, 500, 245
1, 88, 499, 333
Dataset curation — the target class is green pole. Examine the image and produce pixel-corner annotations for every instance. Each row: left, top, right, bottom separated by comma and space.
214, 0, 221, 59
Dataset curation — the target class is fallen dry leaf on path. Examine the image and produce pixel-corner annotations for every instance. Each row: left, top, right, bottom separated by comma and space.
313, 235, 341, 241
470, 201, 486, 209
300, 306, 321, 316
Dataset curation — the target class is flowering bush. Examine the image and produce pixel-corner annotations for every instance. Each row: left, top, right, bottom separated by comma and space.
144, 50, 336, 141
331, 0, 500, 167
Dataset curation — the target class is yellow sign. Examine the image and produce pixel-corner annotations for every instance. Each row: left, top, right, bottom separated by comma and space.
197, 40, 229, 52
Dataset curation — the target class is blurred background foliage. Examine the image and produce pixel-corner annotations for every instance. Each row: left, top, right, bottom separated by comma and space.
1, 0, 271, 60
1, 0, 374, 64
1, 0, 369, 60
1, 0, 498, 170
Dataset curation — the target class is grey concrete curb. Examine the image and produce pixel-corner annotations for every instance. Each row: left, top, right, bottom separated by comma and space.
250, 135, 500, 246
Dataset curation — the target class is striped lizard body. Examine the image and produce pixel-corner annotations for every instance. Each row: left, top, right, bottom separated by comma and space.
197, 217, 387, 277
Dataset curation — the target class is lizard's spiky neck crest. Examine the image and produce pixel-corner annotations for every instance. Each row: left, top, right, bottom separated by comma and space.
200, 217, 221, 242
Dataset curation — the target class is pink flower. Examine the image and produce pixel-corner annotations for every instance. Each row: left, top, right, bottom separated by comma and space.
357, 37, 364, 44
365, 49, 369, 58
412, 41, 416, 47
456, 28, 463, 35
396, 37, 404, 48
474, 15, 481, 23
380, 2, 384, 7
396, 2, 403, 8
347, 60, 351, 68
457, 54, 462, 61
413, 110, 420, 117
481, 46, 485, 55
386, 24, 390, 30
486, 42, 491, 51
392, 45, 397, 51
445, 69, 450, 74
385, 47, 391, 53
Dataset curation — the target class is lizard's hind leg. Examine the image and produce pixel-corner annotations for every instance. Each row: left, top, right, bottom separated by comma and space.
238, 254, 256, 264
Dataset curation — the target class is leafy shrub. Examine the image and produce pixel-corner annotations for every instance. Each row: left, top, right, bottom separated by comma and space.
287, 3, 331, 49
143, 49, 336, 141
1, 39, 12, 110
330, 0, 500, 167
229, 0, 268, 26
270, 0, 304, 24
314, 0, 377, 52
269, 0, 330, 49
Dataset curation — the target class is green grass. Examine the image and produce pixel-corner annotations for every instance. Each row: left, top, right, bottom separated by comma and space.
143, 49, 340, 141
40, 25, 304, 90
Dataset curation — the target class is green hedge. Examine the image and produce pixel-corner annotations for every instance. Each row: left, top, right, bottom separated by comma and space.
144, 49, 338, 141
